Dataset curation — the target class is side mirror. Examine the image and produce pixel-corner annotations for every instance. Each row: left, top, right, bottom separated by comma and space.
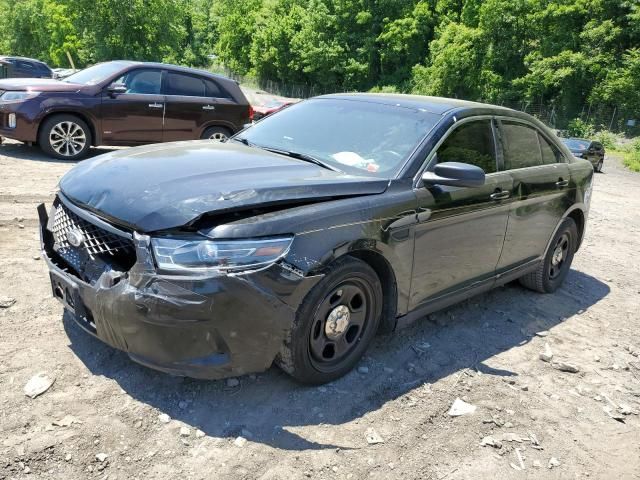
422, 162, 486, 188
107, 82, 127, 96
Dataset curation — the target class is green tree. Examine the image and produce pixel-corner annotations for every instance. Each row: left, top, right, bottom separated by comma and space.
411, 21, 484, 99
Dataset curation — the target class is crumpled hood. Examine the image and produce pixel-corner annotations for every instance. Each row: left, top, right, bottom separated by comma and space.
0, 78, 84, 92
59, 141, 389, 232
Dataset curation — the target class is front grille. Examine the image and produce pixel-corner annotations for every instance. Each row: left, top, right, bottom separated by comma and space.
50, 198, 135, 275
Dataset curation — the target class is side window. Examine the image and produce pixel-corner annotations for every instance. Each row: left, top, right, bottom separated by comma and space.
165, 72, 206, 97
436, 120, 497, 174
538, 134, 563, 165
115, 69, 162, 95
501, 121, 542, 170
18, 61, 35, 72
204, 79, 226, 98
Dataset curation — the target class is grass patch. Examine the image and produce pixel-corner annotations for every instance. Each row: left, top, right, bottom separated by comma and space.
610, 147, 640, 172
624, 152, 640, 172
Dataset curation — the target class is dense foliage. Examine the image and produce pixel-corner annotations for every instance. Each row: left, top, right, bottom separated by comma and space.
1, 0, 638, 122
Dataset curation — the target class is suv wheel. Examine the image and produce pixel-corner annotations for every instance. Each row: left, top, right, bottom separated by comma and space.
201, 126, 231, 142
595, 159, 603, 172
276, 257, 383, 384
519, 217, 578, 293
39, 115, 91, 160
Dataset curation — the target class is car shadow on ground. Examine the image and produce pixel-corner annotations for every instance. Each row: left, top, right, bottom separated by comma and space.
0, 141, 116, 163
62, 268, 609, 451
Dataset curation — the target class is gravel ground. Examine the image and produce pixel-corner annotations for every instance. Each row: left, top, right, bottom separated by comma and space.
1, 140, 639, 480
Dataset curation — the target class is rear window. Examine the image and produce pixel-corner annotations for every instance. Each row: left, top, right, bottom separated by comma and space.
539, 134, 563, 164
502, 121, 542, 170
562, 139, 590, 151
165, 72, 206, 97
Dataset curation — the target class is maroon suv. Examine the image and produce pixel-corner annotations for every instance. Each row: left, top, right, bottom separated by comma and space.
0, 61, 251, 159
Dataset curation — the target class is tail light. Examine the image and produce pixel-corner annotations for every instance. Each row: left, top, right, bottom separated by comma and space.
248, 105, 254, 122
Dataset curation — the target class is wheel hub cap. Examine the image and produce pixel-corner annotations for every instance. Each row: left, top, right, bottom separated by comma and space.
49, 121, 86, 157
552, 246, 564, 266
325, 305, 350, 339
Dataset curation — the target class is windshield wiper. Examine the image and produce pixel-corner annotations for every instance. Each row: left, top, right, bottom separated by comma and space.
231, 136, 251, 146
232, 138, 341, 172
262, 146, 342, 172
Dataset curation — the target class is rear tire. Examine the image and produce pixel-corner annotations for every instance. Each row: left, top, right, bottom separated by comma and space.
519, 217, 578, 293
276, 256, 383, 384
595, 159, 603, 172
201, 126, 231, 142
39, 114, 91, 160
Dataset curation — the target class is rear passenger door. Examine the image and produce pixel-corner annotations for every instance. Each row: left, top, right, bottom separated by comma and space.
162, 71, 236, 141
496, 119, 571, 272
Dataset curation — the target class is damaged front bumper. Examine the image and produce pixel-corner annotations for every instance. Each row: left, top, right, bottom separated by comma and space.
38, 201, 321, 380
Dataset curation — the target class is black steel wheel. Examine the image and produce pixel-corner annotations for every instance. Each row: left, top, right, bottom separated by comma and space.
548, 232, 570, 280
595, 159, 603, 172
519, 217, 577, 293
277, 256, 382, 384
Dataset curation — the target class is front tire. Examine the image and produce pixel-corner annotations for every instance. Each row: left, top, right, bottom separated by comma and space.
39, 114, 91, 160
276, 257, 383, 384
519, 217, 578, 293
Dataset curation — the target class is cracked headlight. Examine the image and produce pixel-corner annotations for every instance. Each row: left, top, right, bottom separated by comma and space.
151, 236, 293, 272
0, 91, 41, 102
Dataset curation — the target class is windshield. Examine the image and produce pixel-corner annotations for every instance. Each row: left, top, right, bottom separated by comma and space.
236, 98, 440, 177
63, 62, 128, 85
563, 139, 590, 151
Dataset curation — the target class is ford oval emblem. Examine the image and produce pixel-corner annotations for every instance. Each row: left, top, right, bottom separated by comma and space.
67, 228, 85, 248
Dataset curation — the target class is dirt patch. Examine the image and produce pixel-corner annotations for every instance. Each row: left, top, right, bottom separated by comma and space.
1, 140, 639, 479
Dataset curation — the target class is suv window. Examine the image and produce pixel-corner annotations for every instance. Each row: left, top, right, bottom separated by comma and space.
18, 61, 35, 71
165, 72, 206, 97
502, 121, 543, 170
115, 69, 162, 95
204, 79, 226, 98
436, 120, 497, 174
539, 134, 563, 165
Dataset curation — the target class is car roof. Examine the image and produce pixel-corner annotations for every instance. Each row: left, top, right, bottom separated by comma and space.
0, 56, 48, 64
105, 60, 236, 84
318, 93, 515, 116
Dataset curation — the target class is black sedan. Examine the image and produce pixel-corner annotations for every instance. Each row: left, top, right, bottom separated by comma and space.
561, 137, 605, 172
38, 94, 594, 384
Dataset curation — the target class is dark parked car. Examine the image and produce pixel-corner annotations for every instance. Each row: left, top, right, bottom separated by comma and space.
0, 61, 251, 159
38, 94, 594, 384
561, 137, 605, 172
0, 56, 53, 79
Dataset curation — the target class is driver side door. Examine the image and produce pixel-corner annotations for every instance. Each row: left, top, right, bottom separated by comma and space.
100, 68, 165, 145
409, 118, 513, 309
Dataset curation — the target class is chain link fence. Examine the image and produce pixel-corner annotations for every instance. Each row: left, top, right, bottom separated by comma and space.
496, 100, 639, 136
211, 65, 638, 136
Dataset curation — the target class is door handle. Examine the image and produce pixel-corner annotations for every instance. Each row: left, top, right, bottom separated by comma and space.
556, 179, 569, 188
490, 190, 510, 201
148, 103, 163, 109
202, 105, 216, 111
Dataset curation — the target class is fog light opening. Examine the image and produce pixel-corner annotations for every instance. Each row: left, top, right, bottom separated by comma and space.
54, 285, 64, 299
